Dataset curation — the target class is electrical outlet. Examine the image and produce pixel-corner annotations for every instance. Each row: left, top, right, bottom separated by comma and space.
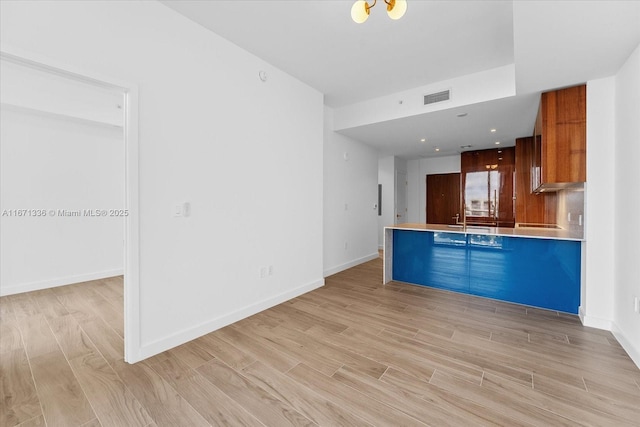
634, 296, 639, 314
268, 265, 273, 276
344, 241, 348, 250
260, 267, 268, 278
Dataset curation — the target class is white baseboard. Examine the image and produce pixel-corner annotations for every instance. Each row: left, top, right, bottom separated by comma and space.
578, 306, 614, 330
323, 252, 379, 278
578, 307, 639, 369
611, 322, 640, 370
0, 268, 124, 296
133, 278, 325, 363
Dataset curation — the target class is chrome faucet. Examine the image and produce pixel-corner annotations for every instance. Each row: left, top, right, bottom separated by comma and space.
453, 209, 467, 230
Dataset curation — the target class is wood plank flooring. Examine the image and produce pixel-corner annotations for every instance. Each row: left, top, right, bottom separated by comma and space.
1, 257, 639, 426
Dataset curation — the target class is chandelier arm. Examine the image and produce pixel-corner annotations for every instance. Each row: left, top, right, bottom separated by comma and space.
367, 0, 377, 14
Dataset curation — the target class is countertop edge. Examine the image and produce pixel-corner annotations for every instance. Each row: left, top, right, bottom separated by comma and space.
385, 223, 584, 242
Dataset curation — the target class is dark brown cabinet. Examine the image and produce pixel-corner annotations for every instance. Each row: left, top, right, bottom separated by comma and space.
532, 84, 586, 192
461, 147, 515, 227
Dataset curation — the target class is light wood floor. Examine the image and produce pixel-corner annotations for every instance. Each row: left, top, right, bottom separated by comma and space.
2, 257, 639, 427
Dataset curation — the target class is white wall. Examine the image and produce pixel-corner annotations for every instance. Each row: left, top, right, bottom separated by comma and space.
0, 0, 324, 361
378, 156, 395, 248
613, 43, 640, 367
406, 155, 461, 223
582, 44, 640, 368
582, 77, 616, 329
323, 106, 379, 276
0, 59, 125, 295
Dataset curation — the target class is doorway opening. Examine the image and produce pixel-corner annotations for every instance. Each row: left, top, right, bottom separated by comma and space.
0, 48, 140, 362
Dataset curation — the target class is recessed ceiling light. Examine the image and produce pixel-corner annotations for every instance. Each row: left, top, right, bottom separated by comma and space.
490, 129, 497, 133
457, 113, 468, 118
435, 147, 440, 152
495, 141, 501, 145
420, 138, 426, 142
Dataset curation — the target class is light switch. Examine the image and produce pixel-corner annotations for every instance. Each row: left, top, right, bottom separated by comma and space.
174, 202, 191, 217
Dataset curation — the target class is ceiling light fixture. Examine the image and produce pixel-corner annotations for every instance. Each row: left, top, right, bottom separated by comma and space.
420, 138, 426, 142
490, 128, 497, 133
435, 148, 440, 152
495, 141, 501, 145
351, 0, 408, 24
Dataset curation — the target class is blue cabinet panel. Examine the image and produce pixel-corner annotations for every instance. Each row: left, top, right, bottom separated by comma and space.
392, 230, 581, 314
393, 230, 468, 292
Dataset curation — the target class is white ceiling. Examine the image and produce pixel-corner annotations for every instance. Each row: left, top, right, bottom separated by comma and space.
338, 93, 540, 158
161, 0, 640, 159
162, 0, 515, 108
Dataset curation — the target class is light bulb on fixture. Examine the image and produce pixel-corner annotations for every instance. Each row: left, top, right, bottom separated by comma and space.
351, 0, 370, 23
351, 0, 407, 23
387, 0, 407, 20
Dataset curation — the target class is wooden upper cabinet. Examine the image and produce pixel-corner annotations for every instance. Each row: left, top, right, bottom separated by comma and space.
516, 137, 557, 224
532, 84, 586, 192
461, 147, 514, 172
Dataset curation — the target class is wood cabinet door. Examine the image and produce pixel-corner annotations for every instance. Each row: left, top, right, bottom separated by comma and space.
515, 136, 557, 224
542, 84, 586, 184
426, 173, 461, 224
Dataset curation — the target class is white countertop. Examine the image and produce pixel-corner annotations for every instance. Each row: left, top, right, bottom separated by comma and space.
385, 223, 584, 241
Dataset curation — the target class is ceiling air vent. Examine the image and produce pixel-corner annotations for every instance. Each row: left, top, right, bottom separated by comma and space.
424, 90, 450, 105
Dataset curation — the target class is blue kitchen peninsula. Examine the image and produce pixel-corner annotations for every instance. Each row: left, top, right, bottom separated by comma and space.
383, 224, 584, 314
